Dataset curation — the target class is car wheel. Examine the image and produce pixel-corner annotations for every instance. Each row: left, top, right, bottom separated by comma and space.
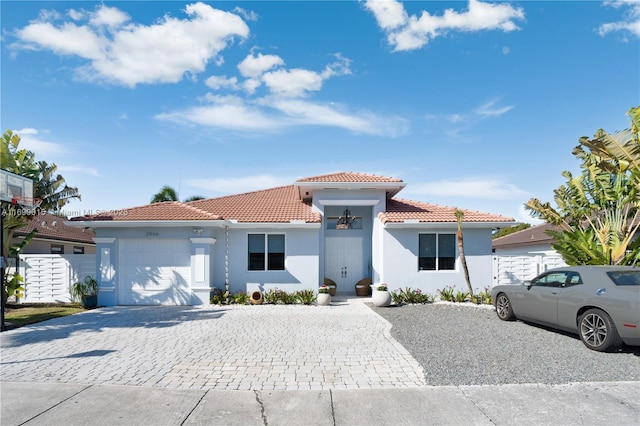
495, 293, 515, 321
578, 308, 623, 352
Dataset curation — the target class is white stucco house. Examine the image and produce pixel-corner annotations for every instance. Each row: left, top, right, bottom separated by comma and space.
68, 172, 515, 306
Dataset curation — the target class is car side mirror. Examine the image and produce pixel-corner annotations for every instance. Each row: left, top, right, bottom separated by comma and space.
523, 280, 532, 289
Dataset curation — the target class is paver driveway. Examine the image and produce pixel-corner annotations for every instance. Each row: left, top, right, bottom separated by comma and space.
0, 299, 425, 391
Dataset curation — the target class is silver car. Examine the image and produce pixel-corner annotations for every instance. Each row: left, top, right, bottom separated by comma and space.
492, 266, 640, 352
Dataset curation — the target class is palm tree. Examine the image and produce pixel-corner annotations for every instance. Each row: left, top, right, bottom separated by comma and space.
1, 129, 81, 303
526, 107, 640, 266
150, 185, 178, 203
150, 186, 205, 203
455, 209, 473, 296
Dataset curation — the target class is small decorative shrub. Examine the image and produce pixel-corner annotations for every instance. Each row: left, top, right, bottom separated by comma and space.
295, 289, 316, 305
376, 283, 388, 291
438, 286, 455, 302
233, 291, 249, 305
453, 290, 470, 303
318, 285, 330, 294
391, 287, 434, 305
210, 288, 231, 305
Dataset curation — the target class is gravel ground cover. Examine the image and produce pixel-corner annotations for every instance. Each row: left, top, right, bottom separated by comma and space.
370, 302, 640, 386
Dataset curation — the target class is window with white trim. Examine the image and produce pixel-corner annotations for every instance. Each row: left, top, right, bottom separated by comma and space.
248, 234, 285, 271
418, 233, 456, 271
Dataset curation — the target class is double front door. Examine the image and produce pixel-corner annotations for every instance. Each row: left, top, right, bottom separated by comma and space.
325, 236, 364, 294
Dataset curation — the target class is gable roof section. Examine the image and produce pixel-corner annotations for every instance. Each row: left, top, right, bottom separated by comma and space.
72, 201, 222, 222
187, 185, 321, 223
379, 198, 515, 224
15, 212, 95, 244
492, 223, 560, 249
296, 172, 403, 183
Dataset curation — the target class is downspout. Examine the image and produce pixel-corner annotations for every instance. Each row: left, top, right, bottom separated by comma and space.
225, 225, 230, 303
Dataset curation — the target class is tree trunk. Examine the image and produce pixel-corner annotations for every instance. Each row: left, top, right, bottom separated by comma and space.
455, 209, 473, 296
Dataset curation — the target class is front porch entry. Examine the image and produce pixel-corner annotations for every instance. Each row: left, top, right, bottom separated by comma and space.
325, 236, 364, 295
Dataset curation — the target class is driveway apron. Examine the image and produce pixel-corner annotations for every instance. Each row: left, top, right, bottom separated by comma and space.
0, 299, 425, 391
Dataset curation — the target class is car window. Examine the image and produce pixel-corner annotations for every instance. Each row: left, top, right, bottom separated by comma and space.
607, 271, 640, 286
564, 272, 583, 287
531, 272, 569, 288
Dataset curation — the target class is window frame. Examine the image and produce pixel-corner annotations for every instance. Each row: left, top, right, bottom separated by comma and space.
247, 233, 286, 272
50, 244, 64, 254
418, 233, 457, 272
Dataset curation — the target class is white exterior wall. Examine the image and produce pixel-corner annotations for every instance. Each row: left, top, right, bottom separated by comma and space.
380, 226, 494, 295
492, 244, 567, 286
17, 254, 96, 303
213, 226, 321, 295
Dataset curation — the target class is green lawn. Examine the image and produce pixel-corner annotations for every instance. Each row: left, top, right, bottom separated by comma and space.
4, 303, 86, 328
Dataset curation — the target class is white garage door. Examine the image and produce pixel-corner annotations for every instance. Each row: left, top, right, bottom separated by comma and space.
118, 239, 192, 305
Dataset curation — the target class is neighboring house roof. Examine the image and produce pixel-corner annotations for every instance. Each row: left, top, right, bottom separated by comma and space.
70, 172, 515, 225
14, 212, 95, 244
492, 223, 561, 249
379, 198, 514, 224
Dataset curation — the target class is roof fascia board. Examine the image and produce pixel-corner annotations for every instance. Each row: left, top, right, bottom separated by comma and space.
384, 221, 516, 229
65, 220, 227, 228
227, 222, 321, 229
14, 235, 95, 245
296, 181, 406, 198
317, 199, 380, 206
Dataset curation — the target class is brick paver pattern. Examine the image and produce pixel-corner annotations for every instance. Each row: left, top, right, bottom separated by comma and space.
0, 300, 426, 391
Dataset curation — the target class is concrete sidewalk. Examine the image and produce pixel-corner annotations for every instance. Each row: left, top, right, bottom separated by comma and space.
2, 380, 639, 426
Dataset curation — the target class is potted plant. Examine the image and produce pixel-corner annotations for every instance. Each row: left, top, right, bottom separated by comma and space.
317, 284, 331, 306
371, 283, 392, 307
71, 275, 98, 309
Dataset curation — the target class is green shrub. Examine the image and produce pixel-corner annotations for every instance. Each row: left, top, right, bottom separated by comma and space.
453, 290, 469, 303
233, 291, 249, 305
391, 287, 434, 305
295, 289, 316, 305
438, 286, 455, 302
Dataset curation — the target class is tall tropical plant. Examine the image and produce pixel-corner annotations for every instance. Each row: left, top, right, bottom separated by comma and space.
1, 129, 81, 302
150, 185, 178, 203
525, 107, 640, 265
455, 209, 473, 296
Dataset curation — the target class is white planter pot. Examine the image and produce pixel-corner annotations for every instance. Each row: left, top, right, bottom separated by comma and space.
317, 293, 331, 306
372, 290, 391, 307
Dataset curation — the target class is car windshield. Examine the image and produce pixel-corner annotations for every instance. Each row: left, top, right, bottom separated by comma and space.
606, 270, 640, 286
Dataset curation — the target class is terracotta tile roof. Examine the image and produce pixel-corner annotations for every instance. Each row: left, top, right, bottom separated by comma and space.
187, 185, 321, 223
71, 202, 222, 222
379, 198, 515, 224
492, 223, 560, 248
15, 212, 95, 244
296, 172, 403, 183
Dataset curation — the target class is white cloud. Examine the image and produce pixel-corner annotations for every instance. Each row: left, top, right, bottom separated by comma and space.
237, 52, 285, 78
261, 55, 351, 98
205, 75, 240, 90
156, 102, 284, 132
12, 2, 250, 87
409, 177, 529, 200
474, 99, 514, 117
599, 0, 640, 37
364, 0, 525, 51
186, 174, 291, 194
59, 165, 101, 177
12, 127, 65, 156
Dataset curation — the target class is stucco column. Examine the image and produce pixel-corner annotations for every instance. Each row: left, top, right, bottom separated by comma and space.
190, 237, 216, 305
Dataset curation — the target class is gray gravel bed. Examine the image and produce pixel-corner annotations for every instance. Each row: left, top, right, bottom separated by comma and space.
369, 302, 640, 386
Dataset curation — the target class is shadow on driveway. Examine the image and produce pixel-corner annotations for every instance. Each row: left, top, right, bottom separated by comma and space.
0, 306, 226, 348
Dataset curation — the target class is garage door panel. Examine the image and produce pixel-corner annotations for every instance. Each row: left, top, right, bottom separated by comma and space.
118, 239, 191, 305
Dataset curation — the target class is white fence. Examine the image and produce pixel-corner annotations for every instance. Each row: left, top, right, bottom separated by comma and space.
492, 253, 567, 287
16, 254, 96, 303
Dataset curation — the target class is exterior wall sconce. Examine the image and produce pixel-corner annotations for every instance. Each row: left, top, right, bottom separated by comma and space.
192, 228, 203, 236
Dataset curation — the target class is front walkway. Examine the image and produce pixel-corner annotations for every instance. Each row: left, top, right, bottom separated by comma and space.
0, 298, 425, 391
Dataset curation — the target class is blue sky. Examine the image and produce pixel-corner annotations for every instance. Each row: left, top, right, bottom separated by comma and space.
2, 0, 639, 224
